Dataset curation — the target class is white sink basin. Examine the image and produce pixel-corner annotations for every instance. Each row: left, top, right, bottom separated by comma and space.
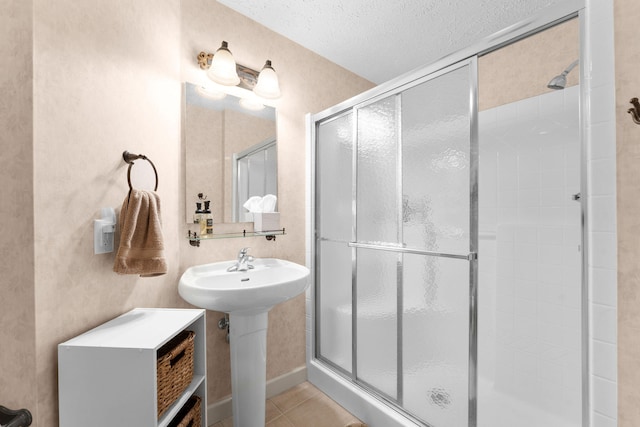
179, 257, 310, 426
178, 258, 310, 315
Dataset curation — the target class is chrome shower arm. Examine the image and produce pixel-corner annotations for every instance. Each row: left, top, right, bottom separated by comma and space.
562, 59, 579, 76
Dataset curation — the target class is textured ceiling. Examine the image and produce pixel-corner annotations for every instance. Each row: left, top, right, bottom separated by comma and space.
217, 0, 568, 84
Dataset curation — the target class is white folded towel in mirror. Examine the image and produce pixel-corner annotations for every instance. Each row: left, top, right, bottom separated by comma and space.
243, 194, 277, 213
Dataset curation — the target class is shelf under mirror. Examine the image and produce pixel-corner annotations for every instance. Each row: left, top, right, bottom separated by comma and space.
187, 228, 285, 246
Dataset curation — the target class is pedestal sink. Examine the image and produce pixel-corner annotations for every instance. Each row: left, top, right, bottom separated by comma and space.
178, 258, 310, 427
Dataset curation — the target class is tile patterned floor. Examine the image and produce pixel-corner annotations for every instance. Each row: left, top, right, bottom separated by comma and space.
212, 381, 367, 427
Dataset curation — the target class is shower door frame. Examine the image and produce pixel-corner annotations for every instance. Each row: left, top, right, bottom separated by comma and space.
307, 2, 590, 427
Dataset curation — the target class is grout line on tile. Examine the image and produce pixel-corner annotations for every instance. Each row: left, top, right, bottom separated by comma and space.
275, 394, 317, 415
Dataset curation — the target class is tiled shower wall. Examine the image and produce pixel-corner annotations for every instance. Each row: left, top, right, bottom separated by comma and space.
478, 3, 620, 424
478, 2, 620, 425
585, 0, 618, 425
478, 86, 583, 423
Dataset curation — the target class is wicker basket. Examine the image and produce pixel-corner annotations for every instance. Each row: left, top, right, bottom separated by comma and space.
167, 396, 201, 427
157, 330, 195, 418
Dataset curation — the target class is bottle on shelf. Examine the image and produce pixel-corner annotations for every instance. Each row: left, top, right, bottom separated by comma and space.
193, 202, 203, 225
201, 201, 213, 236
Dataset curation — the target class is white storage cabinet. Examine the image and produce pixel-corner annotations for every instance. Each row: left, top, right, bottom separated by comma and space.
58, 308, 206, 427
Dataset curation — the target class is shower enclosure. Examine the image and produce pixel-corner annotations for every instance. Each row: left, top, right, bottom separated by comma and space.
308, 15, 584, 427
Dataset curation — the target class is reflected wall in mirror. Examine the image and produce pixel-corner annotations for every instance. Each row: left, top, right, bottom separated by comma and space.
184, 82, 277, 224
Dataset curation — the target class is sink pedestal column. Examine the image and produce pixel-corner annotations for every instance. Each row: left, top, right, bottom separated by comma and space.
229, 311, 268, 427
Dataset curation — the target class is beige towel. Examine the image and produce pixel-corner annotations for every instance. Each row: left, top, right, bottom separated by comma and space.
113, 189, 167, 277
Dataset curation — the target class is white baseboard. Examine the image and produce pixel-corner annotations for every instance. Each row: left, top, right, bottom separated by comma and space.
207, 365, 307, 425
207, 395, 233, 425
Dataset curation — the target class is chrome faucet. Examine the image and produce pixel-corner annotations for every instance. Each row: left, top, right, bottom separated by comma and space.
227, 247, 255, 272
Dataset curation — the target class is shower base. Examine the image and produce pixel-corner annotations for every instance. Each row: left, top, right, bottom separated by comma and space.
477, 377, 581, 427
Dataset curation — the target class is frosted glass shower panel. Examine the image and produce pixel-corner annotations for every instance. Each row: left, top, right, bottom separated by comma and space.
357, 96, 399, 244
317, 113, 353, 241
356, 248, 398, 399
248, 151, 266, 196
265, 144, 277, 196
237, 157, 249, 214
402, 66, 471, 254
402, 253, 470, 427
318, 240, 353, 374
312, 58, 478, 427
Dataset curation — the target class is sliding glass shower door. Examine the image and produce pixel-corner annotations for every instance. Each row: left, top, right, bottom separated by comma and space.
315, 58, 478, 427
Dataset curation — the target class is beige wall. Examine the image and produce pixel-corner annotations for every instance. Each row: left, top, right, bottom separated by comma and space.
179, 0, 374, 403
32, 0, 183, 424
479, 18, 579, 111
0, 0, 372, 425
0, 0, 36, 414
615, 0, 640, 425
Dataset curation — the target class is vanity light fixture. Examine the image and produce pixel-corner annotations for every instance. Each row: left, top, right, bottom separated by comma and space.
253, 60, 281, 100
204, 41, 241, 86
196, 42, 281, 102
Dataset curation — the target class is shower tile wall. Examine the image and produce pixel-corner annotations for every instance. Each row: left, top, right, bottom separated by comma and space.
478, 85, 582, 425
588, 1, 618, 425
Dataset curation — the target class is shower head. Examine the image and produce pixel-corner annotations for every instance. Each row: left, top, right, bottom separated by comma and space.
547, 59, 579, 90
547, 74, 568, 90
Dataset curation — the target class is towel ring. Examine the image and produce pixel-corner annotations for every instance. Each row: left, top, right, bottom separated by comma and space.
122, 151, 158, 191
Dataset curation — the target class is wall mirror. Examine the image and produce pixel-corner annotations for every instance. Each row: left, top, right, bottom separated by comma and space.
184, 82, 277, 224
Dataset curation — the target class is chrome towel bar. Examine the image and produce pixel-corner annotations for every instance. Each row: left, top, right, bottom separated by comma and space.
347, 241, 477, 261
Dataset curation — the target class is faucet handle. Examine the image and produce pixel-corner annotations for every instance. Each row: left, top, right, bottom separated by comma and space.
238, 247, 250, 257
